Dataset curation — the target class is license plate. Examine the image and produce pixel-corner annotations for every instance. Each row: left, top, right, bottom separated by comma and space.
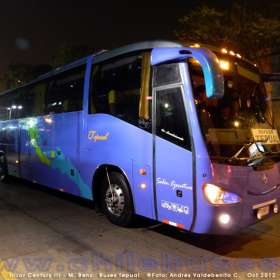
257, 206, 270, 219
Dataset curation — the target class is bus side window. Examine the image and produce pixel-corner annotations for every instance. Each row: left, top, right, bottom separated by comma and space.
0, 96, 7, 120
0, 91, 21, 120
32, 82, 48, 116
46, 66, 85, 114
17, 81, 48, 118
19, 87, 35, 118
156, 87, 191, 150
0, 94, 11, 120
154, 63, 181, 87
90, 54, 143, 127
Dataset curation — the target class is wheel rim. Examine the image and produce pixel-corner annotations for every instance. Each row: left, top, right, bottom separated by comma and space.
105, 184, 125, 216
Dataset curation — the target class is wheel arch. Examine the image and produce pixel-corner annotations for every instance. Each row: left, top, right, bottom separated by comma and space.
92, 164, 134, 211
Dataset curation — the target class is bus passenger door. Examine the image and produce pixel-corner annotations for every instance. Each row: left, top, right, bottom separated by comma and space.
153, 64, 194, 230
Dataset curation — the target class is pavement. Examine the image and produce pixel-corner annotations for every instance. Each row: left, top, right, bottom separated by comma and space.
0, 178, 280, 280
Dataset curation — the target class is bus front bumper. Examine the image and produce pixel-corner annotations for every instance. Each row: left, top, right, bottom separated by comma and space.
194, 198, 279, 235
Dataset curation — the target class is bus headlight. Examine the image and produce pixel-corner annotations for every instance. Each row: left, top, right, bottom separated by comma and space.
203, 183, 241, 205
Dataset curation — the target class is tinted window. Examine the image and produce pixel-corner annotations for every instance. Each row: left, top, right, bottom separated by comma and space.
156, 87, 191, 150
19, 82, 48, 118
0, 81, 48, 120
0, 100, 7, 120
0, 94, 10, 120
46, 66, 85, 114
154, 63, 181, 87
90, 54, 142, 126
0, 91, 21, 120
32, 83, 48, 116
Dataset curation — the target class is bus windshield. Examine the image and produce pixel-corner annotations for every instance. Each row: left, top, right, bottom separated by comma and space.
189, 58, 280, 164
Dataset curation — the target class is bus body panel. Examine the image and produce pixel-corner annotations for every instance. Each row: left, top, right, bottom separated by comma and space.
29, 116, 57, 186
16, 112, 92, 198
80, 114, 155, 219
19, 119, 32, 180
155, 136, 193, 229
208, 162, 280, 233
0, 120, 20, 177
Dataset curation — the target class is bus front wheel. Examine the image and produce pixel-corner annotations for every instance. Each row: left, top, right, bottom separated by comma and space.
0, 154, 8, 182
100, 171, 134, 226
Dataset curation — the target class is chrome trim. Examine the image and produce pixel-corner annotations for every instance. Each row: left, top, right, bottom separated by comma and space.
248, 184, 280, 196
252, 199, 277, 210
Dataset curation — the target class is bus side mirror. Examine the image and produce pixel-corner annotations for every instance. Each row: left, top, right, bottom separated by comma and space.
187, 48, 224, 99
151, 47, 224, 99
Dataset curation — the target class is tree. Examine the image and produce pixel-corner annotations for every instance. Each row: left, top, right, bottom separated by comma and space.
0, 45, 96, 91
0, 63, 52, 90
176, 3, 280, 67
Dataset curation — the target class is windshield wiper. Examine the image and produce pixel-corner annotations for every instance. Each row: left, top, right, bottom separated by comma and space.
228, 141, 256, 164
247, 151, 280, 166
228, 138, 269, 165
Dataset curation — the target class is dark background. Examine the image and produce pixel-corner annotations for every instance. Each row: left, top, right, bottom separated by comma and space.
0, 0, 232, 74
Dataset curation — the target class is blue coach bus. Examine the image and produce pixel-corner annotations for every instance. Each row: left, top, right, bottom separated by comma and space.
0, 41, 280, 234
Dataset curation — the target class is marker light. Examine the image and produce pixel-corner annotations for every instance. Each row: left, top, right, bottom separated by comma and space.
219, 213, 231, 225
139, 169, 146, 175
229, 50, 235, 56
219, 60, 230, 71
221, 48, 228, 54
236, 53, 242, 58
140, 183, 147, 189
233, 120, 240, 127
203, 183, 241, 205
190, 43, 200, 48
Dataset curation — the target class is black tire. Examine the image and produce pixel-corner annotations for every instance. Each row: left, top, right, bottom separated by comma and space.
100, 171, 134, 226
0, 154, 8, 182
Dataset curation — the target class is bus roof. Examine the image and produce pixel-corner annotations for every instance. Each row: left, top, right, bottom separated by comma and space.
39, 40, 182, 79
0, 41, 182, 96
91, 40, 182, 64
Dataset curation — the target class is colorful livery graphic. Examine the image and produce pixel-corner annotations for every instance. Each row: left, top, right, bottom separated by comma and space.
0, 41, 280, 234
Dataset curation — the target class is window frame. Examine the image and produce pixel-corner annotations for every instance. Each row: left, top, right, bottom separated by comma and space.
152, 62, 192, 151
45, 65, 86, 115
89, 51, 152, 128
0, 64, 87, 121
153, 84, 191, 151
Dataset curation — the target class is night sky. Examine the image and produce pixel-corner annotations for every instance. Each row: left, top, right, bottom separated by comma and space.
0, 0, 230, 74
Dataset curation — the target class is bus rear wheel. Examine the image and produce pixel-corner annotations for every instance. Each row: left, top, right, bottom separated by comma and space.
100, 171, 134, 226
0, 154, 8, 182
